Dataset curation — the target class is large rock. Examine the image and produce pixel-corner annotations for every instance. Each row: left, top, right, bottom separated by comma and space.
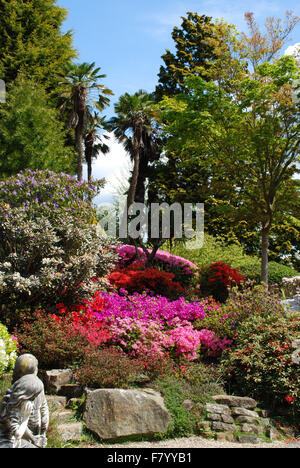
43, 369, 73, 394
83, 388, 171, 440
212, 395, 257, 409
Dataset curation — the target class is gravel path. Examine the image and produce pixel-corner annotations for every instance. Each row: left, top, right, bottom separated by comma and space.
82, 436, 299, 449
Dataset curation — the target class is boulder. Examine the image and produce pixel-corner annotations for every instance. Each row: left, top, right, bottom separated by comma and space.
83, 388, 171, 440
43, 369, 73, 394
212, 395, 257, 409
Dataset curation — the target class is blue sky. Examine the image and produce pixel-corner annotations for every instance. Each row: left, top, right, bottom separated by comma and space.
58, 0, 300, 118
57, 0, 300, 203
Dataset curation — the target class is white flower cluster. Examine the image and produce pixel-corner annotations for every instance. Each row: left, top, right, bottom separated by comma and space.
0, 325, 18, 376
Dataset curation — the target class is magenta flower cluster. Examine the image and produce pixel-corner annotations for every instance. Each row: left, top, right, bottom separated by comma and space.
87, 291, 231, 360
112, 244, 198, 276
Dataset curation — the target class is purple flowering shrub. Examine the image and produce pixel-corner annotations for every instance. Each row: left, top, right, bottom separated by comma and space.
0, 170, 117, 325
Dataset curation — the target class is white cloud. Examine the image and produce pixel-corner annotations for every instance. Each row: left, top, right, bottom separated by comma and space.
285, 43, 300, 63
83, 132, 132, 206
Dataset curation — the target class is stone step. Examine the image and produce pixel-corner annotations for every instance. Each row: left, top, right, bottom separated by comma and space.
52, 410, 76, 424
46, 395, 67, 412
57, 421, 83, 442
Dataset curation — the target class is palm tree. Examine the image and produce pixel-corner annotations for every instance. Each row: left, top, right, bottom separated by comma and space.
109, 90, 161, 207
59, 62, 113, 180
85, 111, 110, 182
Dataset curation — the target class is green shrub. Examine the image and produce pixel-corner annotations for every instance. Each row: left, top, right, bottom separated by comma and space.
164, 235, 298, 285
218, 283, 286, 338
220, 313, 300, 414
0, 323, 17, 376
74, 346, 144, 389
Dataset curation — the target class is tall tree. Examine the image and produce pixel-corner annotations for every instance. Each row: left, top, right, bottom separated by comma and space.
160, 55, 300, 284
0, 74, 75, 176
155, 12, 217, 99
0, 0, 76, 91
58, 62, 113, 181
109, 90, 162, 206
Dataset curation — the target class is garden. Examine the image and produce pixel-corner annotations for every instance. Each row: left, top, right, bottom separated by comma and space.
0, 169, 299, 447
0, 1, 299, 449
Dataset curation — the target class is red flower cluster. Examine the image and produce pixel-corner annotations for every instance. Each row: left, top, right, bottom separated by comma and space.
207, 262, 245, 287
107, 264, 185, 298
54, 302, 110, 346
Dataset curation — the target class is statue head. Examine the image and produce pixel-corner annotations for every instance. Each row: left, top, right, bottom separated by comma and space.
12, 354, 39, 384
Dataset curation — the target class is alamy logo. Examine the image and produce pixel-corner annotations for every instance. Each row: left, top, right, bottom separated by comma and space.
98, 201, 205, 250
0, 80, 6, 103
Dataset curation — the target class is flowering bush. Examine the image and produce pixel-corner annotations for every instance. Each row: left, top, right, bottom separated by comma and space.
74, 346, 144, 389
219, 282, 286, 336
15, 309, 110, 369
198, 261, 245, 302
221, 313, 300, 414
91, 291, 211, 327
0, 170, 117, 324
113, 244, 198, 285
107, 264, 185, 299
0, 323, 18, 376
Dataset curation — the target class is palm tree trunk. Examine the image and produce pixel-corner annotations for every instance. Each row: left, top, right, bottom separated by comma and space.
261, 226, 270, 285
127, 151, 140, 207
76, 125, 84, 181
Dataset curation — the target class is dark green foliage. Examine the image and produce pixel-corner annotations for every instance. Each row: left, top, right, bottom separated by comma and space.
0, 75, 76, 176
156, 12, 215, 99
0, 0, 76, 90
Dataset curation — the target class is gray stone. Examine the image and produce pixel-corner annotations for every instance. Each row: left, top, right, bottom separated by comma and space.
58, 422, 83, 442
46, 395, 67, 412
207, 413, 221, 421
231, 407, 259, 418
83, 388, 171, 440
241, 424, 264, 434
44, 369, 73, 394
238, 435, 259, 444
212, 395, 257, 409
266, 426, 282, 441
182, 399, 194, 411
52, 410, 75, 423
211, 422, 237, 433
222, 414, 235, 424
235, 415, 261, 425
206, 403, 231, 415
216, 432, 236, 443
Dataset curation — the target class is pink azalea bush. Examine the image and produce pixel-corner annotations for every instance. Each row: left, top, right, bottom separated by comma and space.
112, 244, 198, 285
86, 291, 232, 361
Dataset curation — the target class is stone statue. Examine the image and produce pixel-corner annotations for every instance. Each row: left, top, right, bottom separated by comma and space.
0, 354, 49, 448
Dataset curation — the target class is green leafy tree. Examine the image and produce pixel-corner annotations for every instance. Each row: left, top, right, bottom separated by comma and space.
58, 62, 113, 181
0, 0, 76, 91
160, 55, 300, 284
0, 74, 75, 176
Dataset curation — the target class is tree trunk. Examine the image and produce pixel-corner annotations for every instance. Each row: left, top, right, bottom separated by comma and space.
75, 125, 84, 181
127, 148, 140, 208
261, 226, 270, 285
